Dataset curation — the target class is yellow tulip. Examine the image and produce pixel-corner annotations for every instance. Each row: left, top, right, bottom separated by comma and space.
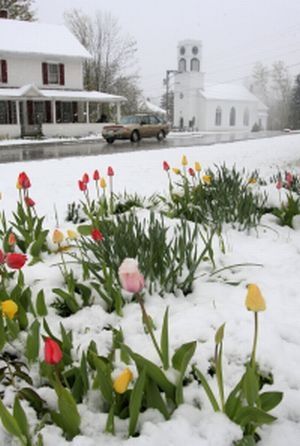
2, 300, 18, 320
248, 178, 257, 184
181, 155, 188, 166
100, 178, 107, 189
113, 368, 133, 394
52, 229, 64, 244
195, 162, 201, 172
245, 284, 266, 312
67, 229, 78, 240
202, 174, 212, 185
172, 167, 181, 175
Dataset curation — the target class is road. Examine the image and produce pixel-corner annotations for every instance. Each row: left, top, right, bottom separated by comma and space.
0, 131, 283, 164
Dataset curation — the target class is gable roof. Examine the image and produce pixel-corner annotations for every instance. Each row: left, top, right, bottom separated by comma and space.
0, 19, 91, 60
200, 83, 260, 102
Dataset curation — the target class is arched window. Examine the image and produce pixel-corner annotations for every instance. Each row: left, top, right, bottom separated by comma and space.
243, 107, 249, 126
178, 58, 186, 72
215, 106, 222, 126
190, 58, 200, 72
229, 107, 236, 126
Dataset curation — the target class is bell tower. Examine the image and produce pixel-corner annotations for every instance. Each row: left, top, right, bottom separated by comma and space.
174, 39, 205, 129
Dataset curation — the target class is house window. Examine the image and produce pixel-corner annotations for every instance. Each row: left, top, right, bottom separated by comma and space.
243, 107, 249, 126
42, 62, 65, 85
178, 58, 186, 72
0, 60, 8, 83
48, 64, 59, 84
229, 107, 236, 126
191, 58, 200, 72
55, 101, 78, 123
0, 101, 17, 124
215, 106, 222, 126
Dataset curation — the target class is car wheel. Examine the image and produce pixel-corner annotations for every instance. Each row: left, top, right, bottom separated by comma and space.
131, 130, 140, 143
106, 138, 115, 144
157, 130, 165, 141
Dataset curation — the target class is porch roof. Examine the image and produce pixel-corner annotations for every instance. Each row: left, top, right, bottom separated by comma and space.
0, 85, 126, 103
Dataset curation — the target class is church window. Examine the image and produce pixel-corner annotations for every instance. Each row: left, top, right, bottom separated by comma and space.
229, 107, 236, 126
190, 58, 200, 72
179, 58, 186, 72
192, 46, 198, 55
243, 107, 249, 126
180, 46, 185, 55
215, 106, 222, 126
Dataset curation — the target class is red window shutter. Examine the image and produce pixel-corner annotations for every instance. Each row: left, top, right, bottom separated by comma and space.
42, 63, 48, 85
45, 101, 52, 123
59, 64, 65, 85
1, 60, 8, 83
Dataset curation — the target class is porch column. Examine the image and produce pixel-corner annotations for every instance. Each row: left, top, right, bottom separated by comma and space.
116, 102, 121, 122
86, 102, 90, 123
16, 101, 20, 125
52, 100, 56, 123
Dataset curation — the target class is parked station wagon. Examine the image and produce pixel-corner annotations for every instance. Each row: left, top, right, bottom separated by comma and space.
102, 114, 170, 143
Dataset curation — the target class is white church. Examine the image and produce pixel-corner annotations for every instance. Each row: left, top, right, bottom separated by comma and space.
173, 40, 268, 131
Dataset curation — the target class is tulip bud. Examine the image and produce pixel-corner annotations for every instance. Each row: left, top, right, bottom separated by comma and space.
67, 229, 78, 240
181, 155, 188, 166
172, 168, 181, 175
100, 178, 107, 189
8, 233, 16, 246
25, 196, 35, 207
194, 162, 201, 172
245, 284, 266, 312
0, 250, 5, 264
202, 174, 212, 185
113, 368, 133, 394
188, 168, 195, 177
118, 258, 144, 293
6, 253, 27, 269
163, 161, 170, 171
78, 180, 87, 192
93, 170, 100, 181
44, 338, 63, 365
276, 180, 282, 190
107, 166, 114, 177
91, 228, 104, 241
1, 299, 18, 320
82, 173, 89, 184
52, 229, 64, 244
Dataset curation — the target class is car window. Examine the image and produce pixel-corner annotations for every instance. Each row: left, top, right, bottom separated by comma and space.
140, 116, 150, 125
149, 115, 159, 125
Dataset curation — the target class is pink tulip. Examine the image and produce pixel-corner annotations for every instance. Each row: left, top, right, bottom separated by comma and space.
118, 258, 144, 293
285, 172, 293, 188
276, 180, 282, 190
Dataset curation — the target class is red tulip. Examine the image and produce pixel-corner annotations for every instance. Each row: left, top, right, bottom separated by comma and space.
6, 253, 27, 269
25, 196, 35, 207
44, 338, 63, 365
163, 161, 170, 171
188, 167, 195, 177
78, 180, 87, 191
18, 172, 31, 189
91, 228, 104, 241
107, 166, 114, 177
93, 170, 100, 181
82, 173, 89, 184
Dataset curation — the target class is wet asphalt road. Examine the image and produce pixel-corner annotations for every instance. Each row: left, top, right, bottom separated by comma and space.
0, 131, 284, 164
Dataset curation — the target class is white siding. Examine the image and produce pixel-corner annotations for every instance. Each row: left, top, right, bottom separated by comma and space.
5, 56, 83, 90
204, 99, 258, 131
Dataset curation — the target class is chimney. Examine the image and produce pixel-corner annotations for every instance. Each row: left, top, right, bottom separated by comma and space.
0, 10, 8, 19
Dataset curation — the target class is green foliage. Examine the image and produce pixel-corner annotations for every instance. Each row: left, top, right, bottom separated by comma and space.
272, 193, 300, 227
74, 211, 216, 311
161, 164, 267, 230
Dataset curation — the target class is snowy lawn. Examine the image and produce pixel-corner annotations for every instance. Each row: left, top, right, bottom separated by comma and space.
0, 133, 300, 446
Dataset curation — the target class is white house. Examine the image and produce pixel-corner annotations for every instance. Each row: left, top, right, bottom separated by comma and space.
0, 15, 126, 139
174, 39, 268, 131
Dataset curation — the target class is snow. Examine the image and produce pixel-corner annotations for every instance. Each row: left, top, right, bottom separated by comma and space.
201, 83, 263, 103
0, 18, 91, 59
0, 134, 300, 445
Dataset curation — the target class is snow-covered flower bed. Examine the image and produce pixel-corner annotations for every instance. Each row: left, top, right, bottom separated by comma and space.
0, 134, 300, 446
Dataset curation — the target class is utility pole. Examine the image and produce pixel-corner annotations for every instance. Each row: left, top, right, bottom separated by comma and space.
164, 69, 177, 123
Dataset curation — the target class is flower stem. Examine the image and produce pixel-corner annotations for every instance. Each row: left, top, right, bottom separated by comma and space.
251, 312, 259, 368
136, 293, 164, 365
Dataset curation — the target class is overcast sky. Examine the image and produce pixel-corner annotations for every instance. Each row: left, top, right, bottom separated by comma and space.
35, 0, 300, 102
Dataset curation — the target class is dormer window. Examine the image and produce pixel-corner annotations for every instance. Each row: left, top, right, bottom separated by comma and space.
0, 60, 8, 83
42, 62, 65, 86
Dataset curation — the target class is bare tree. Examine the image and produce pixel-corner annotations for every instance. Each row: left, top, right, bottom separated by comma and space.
0, 0, 36, 21
64, 9, 141, 113
250, 62, 270, 105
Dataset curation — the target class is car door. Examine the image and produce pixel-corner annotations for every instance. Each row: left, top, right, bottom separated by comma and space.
149, 115, 160, 137
139, 115, 151, 137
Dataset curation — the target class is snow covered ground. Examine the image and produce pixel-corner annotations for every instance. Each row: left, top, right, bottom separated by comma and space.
0, 133, 300, 445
